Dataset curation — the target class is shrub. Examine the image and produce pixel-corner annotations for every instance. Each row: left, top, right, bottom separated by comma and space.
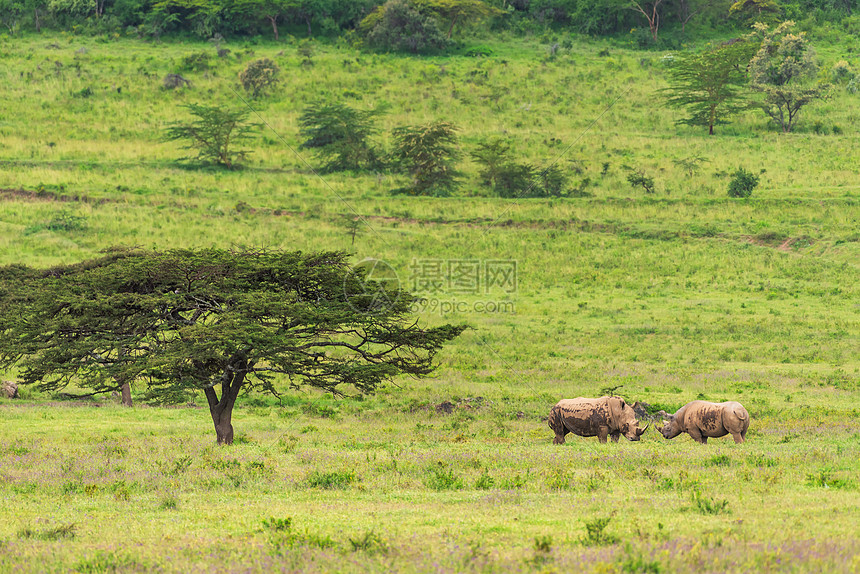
180, 51, 210, 71
474, 470, 495, 490
727, 167, 760, 198
306, 470, 356, 489
470, 137, 513, 188
830, 60, 855, 84
494, 162, 537, 198
692, 492, 729, 514
239, 58, 280, 98
627, 170, 656, 194
299, 102, 383, 172
581, 517, 619, 546
425, 465, 464, 490
391, 120, 460, 196
534, 535, 552, 553
348, 530, 387, 554
361, 0, 448, 54
162, 73, 190, 90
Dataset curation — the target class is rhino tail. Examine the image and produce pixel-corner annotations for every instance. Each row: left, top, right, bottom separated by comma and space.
733, 405, 748, 421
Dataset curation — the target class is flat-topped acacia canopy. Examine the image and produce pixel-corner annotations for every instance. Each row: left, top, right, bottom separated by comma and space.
0, 248, 466, 444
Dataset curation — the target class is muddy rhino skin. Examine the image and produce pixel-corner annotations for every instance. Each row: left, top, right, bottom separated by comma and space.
548, 396, 648, 444
657, 400, 749, 444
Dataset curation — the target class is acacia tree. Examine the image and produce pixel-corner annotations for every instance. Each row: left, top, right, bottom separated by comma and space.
164, 104, 258, 168
391, 120, 460, 196
0, 249, 466, 444
299, 102, 383, 172
748, 21, 829, 133
664, 38, 759, 135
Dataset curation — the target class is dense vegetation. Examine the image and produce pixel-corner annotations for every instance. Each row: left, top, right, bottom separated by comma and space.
1, 0, 859, 45
0, 4, 858, 570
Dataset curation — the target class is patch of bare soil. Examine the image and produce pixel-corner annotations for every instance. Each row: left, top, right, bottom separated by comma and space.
0, 187, 112, 205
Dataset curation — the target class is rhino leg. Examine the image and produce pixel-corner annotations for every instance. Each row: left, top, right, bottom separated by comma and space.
553, 432, 567, 445
731, 432, 744, 444
610, 431, 621, 443
597, 427, 609, 443
688, 429, 707, 444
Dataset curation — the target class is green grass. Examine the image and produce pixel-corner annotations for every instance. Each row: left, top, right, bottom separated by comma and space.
1, 32, 859, 572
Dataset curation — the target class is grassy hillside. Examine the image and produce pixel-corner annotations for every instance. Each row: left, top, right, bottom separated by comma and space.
1, 33, 859, 572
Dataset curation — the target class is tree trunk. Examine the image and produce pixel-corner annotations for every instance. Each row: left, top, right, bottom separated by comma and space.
210, 403, 234, 445
447, 14, 459, 40
204, 355, 249, 445
267, 15, 279, 41
305, 15, 312, 38
121, 381, 133, 407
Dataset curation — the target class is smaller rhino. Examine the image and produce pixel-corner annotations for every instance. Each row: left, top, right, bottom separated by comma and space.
548, 396, 648, 444
657, 400, 749, 444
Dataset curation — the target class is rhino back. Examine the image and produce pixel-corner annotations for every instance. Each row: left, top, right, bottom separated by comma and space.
719, 401, 750, 432
556, 398, 609, 436
684, 401, 730, 436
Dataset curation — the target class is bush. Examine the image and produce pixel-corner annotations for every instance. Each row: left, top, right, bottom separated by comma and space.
581, 517, 619, 546
391, 120, 459, 196
727, 167, 760, 198
299, 102, 383, 172
361, 0, 448, 54
180, 51, 211, 72
239, 58, 280, 98
627, 170, 656, 194
425, 465, 464, 490
306, 470, 356, 489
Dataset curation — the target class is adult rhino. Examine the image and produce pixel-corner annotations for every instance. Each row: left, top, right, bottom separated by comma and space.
656, 400, 749, 444
548, 396, 649, 444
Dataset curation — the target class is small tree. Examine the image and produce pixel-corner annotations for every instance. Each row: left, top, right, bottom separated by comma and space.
729, 0, 781, 25
627, 170, 656, 194
299, 102, 383, 172
391, 120, 460, 196
749, 21, 829, 133
664, 39, 759, 135
164, 104, 258, 169
673, 155, 709, 177
231, 0, 293, 40
727, 167, 759, 197
0, 249, 467, 445
493, 162, 537, 198
239, 57, 281, 98
414, 0, 502, 40
470, 137, 514, 189
629, 0, 665, 43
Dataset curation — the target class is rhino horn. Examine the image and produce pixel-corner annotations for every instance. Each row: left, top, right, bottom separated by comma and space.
636, 421, 650, 436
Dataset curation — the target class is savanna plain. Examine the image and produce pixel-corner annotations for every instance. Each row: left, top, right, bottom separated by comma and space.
1, 28, 860, 573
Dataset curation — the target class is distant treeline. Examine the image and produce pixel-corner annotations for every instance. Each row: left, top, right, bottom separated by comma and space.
1, 0, 857, 42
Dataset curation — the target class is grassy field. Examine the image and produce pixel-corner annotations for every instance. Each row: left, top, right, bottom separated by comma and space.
1, 32, 859, 572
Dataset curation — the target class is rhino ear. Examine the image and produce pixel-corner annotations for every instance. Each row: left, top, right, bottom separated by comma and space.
657, 410, 671, 420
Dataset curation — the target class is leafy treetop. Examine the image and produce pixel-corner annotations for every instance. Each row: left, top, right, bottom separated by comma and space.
0, 249, 467, 444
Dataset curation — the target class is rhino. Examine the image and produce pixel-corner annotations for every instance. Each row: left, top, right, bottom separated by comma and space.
548, 396, 649, 444
656, 400, 749, 444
